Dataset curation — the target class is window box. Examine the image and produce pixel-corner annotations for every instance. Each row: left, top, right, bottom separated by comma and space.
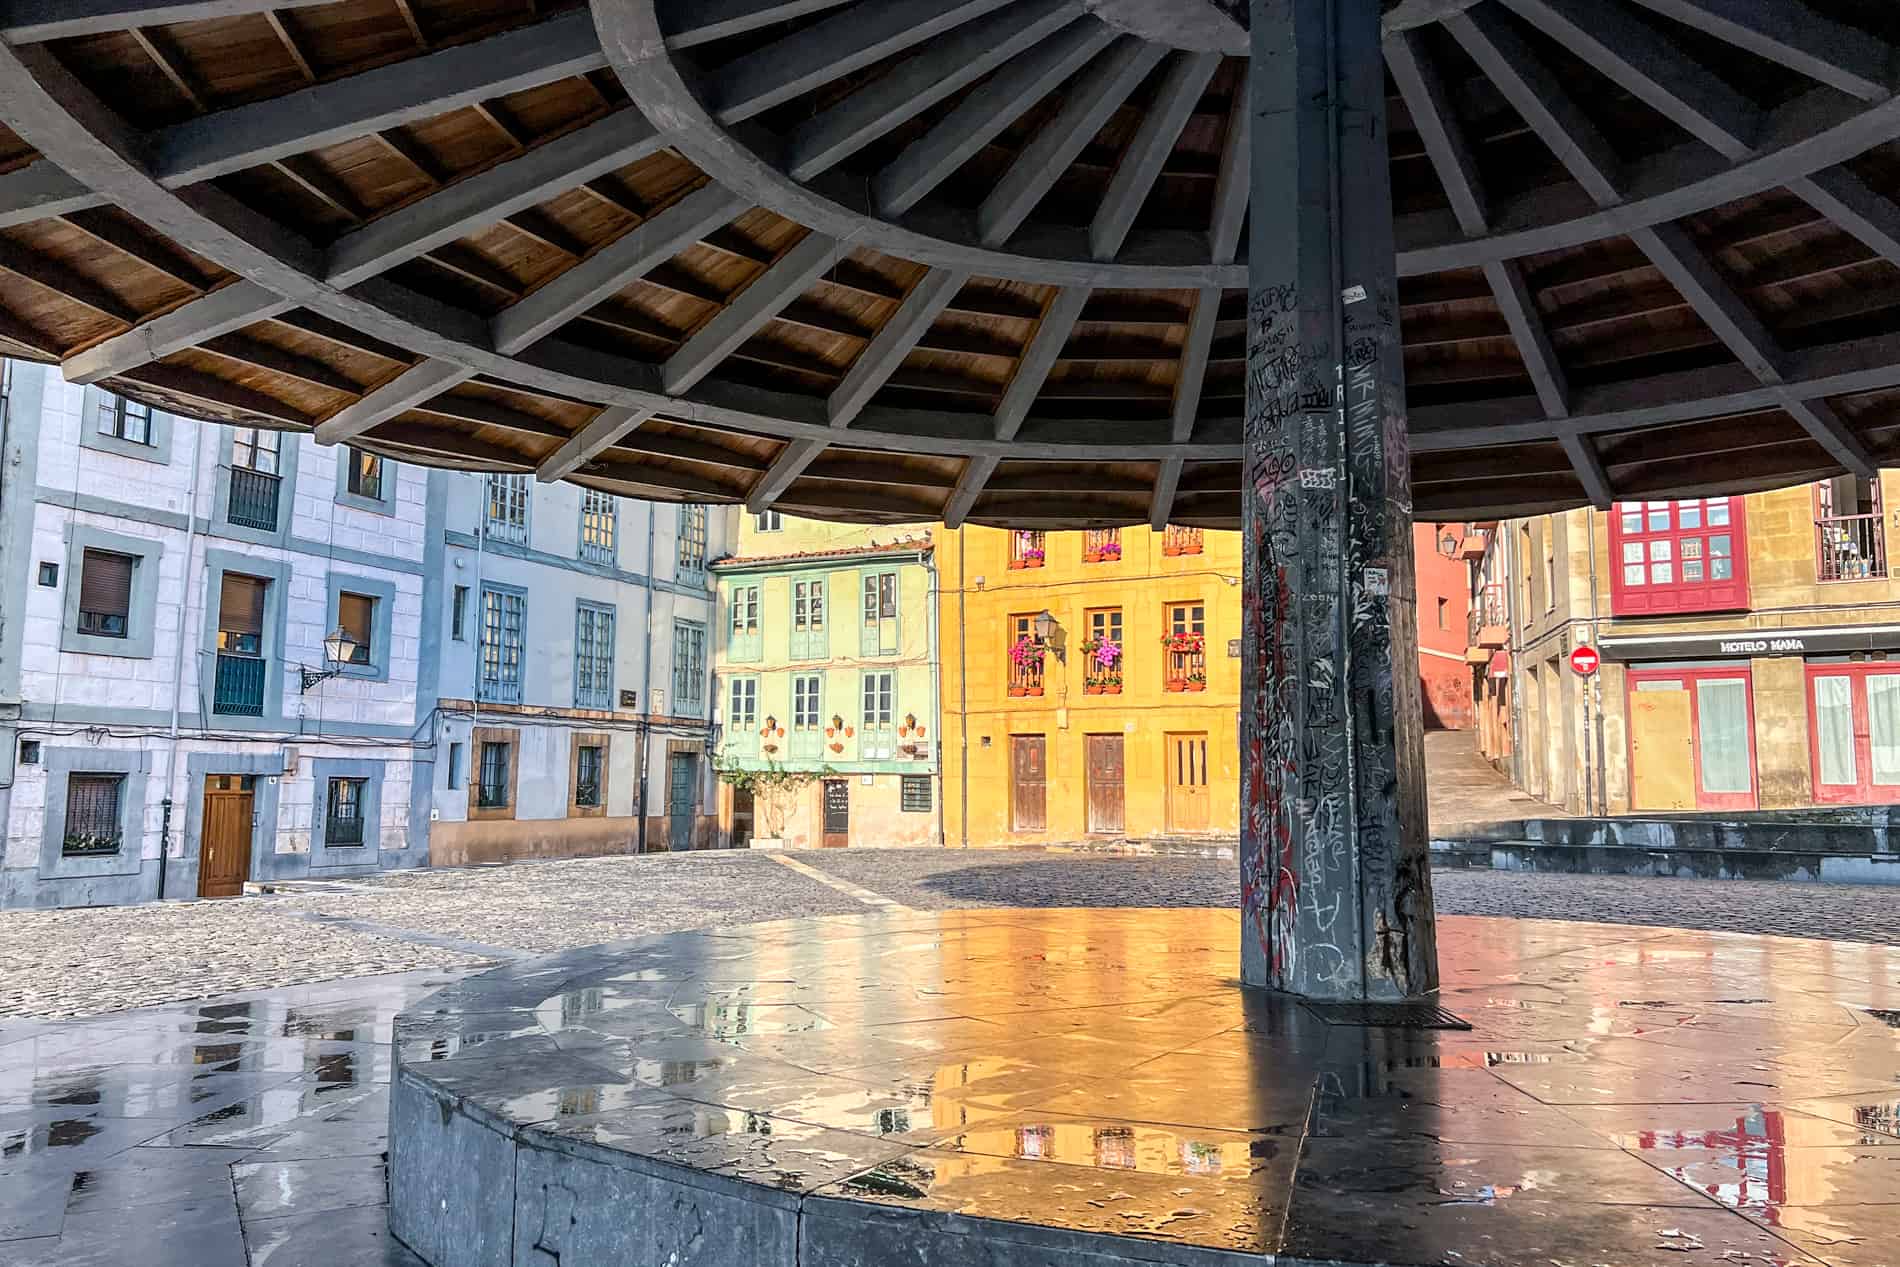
1083, 529, 1120, 564
1008, 622, 1045, 697
1010, 530, 1046, 569
1162, 526, 1203, 557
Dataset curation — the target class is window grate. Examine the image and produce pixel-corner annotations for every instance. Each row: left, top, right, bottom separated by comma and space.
63, 773, 124, 855
478, 741, 511, 808
574, 744, 603, 808
325, 778, 366, 845
900, 776, 931, 813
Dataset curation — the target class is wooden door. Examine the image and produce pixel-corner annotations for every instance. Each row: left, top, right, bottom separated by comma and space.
1010, 736, 1046, 833
822, 779, 849, 847
1630, 689, 1696, 811
667, 753, 697, 852
1166, 733, 1210, 833
1085, 734, 1124, 834
198, 777, 254, 898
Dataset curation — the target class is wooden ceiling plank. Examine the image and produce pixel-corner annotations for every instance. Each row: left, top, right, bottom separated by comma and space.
1498, 0, 1760, 161
313, 358, 475, 445
1091, 49, 1221, 262
1625, 0, 1890, 102
126, 26, 207, 113
199, 330, 360, 393
830, 266, 969, 428
877, 18, 1116, 217
274, 154, 364, 222
1633, 222, 1784, 382
1784, 396, 1877, 478
943, 453, 999, 527
58, 205, 210, 290
372, 129, 448, 186
149, 11, 605, 185
0, 0, 336, 41
606, 428, 769, 471
992, 285, 1090, 441
116, 360, 311, 425
65, 281, 291, 383
392, 0, 430, 50
1792, 168, 1900, 268
1385, 28, 1488, 237
977, 36, 1166, 247
746, 437, 826, 512
423, 243, 524, 296
658, 0, 857, 50
267, 308, 412, 362
785, 0, 1081, 183
664, 231, 840, 394
492, 182, 746, 354
0, 235, 138, 324
262, 9, 318, 84
708, 0, 1017, 125
538, 404, 655, 481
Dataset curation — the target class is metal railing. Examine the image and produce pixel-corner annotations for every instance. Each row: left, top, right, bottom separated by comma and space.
1163, 525, 1204, 556
1816, 513, 1888, 582
325, 815, 364, 846
212, 652, 266, 716
227, 466, 281, 532
1467, 583, 1508, 644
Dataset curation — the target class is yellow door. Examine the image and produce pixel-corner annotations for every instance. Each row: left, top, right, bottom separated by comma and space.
1630, 689, 1695, 811
1166, 733, 1210, 833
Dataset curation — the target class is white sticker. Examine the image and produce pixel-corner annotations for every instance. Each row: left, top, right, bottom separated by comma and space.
1364, 567, 1390, 596
1342, 284, 1368, 304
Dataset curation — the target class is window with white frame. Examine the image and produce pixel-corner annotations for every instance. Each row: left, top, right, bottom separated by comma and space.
485, 473, 530, 544
754, 510, 782, 532
480, 586, 526, 703
860, 670, 895, 758
791, 577, 826, 657
580, 489, 616, 564
728, 676, 758, 730
674, 621, 707, 713
97, 392, 154, 445
861, 570, 898, 656
574, 602, 615, 710
793, 675, 822, 730
233, 428, 281, 473
728, 584, 761, 661
678, 505, 707, 574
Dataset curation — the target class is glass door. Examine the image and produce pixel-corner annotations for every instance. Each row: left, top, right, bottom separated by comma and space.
1806, 665, 1900, 804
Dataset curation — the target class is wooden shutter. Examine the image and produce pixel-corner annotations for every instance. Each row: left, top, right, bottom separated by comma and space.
219, 574, 265, 637
79, 550, 133, 617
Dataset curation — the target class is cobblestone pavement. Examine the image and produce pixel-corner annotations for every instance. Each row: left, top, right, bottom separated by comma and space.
6, 849, 1900, 1020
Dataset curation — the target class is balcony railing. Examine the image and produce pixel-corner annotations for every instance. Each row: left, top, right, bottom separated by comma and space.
213, 652, 266, 716
227, 466, 281, 532
1468, 583, 1509, 646
1817, 513, 1888, 582
1163, 525, 1203, 557
1008, 654, 1045, 697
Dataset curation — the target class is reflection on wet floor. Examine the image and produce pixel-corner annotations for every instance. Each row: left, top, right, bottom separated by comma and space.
388, 909, 1900, 1265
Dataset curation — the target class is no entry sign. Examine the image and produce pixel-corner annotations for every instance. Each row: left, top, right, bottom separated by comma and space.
1569, 645, 1601, 676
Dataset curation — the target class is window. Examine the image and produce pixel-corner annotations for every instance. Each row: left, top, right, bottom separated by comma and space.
1610, 498, 1748, 616
452, 585, 468, 641
234, 428, 280, 474
77, 549, 133, 638
336, 592, 374, 664
63, 774, 124, 855
97, 393, 153, 445
674, 621, 707, 714
480, 586, 526, 703
792, 577, 827, 658
1164, 603, 1206, 690
1010, 530, 1046, 568
485, 473, 530, 544
678, 505, 707, 574
574, 744, 604, 809
346, 448, 383, 500
573, 603, 615, 710
1162, 525, 1203, 556
1543, 524, 1556, 612
754, 510, 783, 532
1082, 528, 1121, 562
728, 584, 762, 661
227, 430, 283, 531
446, 741, 464, 790
325, 778, 367, 846
861, 671, 895, 758
861, 570, 898, 656
217, 574, 266, 656
1807, 663, 1900, 804
1008, 612, 1045, 695
1084, 607, 1123, 691
1436, 597, 1449, 630
901, 775, 931, 813
728, 676, 759, 730
792, 674, 823, 758
478, 741, 512, 808
1816, 476, 1887, 582
580, 489, 616, 564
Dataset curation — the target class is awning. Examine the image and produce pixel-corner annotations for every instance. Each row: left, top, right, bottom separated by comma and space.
1488, 651, 1510, 679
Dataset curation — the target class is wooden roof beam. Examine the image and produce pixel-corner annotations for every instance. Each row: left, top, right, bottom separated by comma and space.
1625, 0, 1890, 102
657, 0, 856, 50
1091, 50, 1221, 262
313, 358, 474, 446
1558, 432, 1613, 508
746, 437, 826, 513
0, 159, 101, 229
1171, 286, 1220, 443
785, 0, 1080, 182
993, 286, 1089, 441
538, 404, 655, 482
876, 18, 1116, 217
830, 267, 969, 428
0, 0, 337, 41
663, 231, 839, 394
944, 454, 998, 528
490, 183, 745, 354
1149, 456, 1184, 531
1207, 80, 1249, 265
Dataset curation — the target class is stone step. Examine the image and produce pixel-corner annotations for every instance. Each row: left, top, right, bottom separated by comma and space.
1430, 837, 1900, 886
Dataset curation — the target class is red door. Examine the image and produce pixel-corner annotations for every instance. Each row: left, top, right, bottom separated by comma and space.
1807, 664, 1900, 805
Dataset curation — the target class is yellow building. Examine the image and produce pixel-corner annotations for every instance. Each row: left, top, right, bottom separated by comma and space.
710, 513, 941, 849
937, 525, 1242, 846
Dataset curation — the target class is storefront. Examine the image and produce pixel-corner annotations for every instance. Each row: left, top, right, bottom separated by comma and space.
1624, 663, 1757, 811
1805, 660, 1900, 805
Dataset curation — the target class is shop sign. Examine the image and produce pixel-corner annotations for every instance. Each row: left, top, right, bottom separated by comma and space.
1599, 624, 1900, 662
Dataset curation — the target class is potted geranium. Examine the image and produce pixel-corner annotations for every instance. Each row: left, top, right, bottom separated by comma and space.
1009, 636, 1044, 697
1021, 544, 1045, 568
1186, 667, 1207, 692
1094, 639, 1122, 694
1162, 631, 1203, 691
1100, 539, 1121, 561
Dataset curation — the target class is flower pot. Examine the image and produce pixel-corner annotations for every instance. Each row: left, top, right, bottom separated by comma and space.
1024, 559, 1043, 568
1083, 551, 1100, 563
1009, 560, 1025, 570
1104, 683, 1122, 695
1162, 545, 1181, 557
1027, 686, 1044, 697
1187, 681, 1206, 692
828, 742, 843, 753
1165, 679, 1186, 692
1085, 684, 1102, 695
1008, 686, 1027, 698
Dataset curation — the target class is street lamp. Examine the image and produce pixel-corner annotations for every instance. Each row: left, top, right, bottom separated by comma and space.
1033, 609, 1057, 646
299, 626, 361, 692
1437, 527, 1460, 558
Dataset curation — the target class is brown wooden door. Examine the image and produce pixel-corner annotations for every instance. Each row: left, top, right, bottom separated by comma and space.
1166, 733, 1210, 833
1630, 688, 1696, 811
198, 778, 254, 898
1085, 734, 1124, 834
1011, 736, 1046, 832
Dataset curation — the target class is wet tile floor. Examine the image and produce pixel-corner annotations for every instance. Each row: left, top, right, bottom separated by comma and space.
0, 966, 469, 1266
397, 909, 1900, 1267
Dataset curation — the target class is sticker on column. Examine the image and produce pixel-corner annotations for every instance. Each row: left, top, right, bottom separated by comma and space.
1363, 567, 1389, 596
1342, 284, 1368, 304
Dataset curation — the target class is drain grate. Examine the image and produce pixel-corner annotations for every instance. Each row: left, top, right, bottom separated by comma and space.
1302, 1001, 1472, 1030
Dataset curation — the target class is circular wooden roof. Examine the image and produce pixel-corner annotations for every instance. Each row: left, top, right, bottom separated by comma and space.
2, 0, 1900, 528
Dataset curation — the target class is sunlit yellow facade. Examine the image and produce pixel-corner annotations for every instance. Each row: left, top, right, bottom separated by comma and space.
937, 525, 1242, 846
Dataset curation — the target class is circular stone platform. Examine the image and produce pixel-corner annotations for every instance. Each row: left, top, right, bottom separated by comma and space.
387, 908, 1900, 1267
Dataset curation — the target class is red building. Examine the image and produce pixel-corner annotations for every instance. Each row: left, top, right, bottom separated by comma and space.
1415, 524, 1474, 730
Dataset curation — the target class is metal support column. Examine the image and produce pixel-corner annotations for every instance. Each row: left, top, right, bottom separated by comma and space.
1238, 0, 1438, 999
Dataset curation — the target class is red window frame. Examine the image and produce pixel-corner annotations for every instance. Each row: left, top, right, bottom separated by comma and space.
1804, 662, 1900, 805
1625, 665, 1758, 811
1609, 498, 1749, 617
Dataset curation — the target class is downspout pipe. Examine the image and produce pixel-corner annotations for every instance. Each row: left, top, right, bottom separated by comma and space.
925, 545, 943, 847
636, 502, 657, 855
158, 419, 205, 901
957, 530, 969, 849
